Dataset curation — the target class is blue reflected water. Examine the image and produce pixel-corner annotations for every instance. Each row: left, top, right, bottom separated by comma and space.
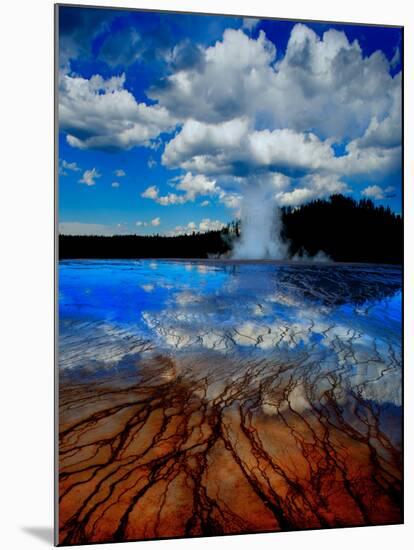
59, 260, 402, 409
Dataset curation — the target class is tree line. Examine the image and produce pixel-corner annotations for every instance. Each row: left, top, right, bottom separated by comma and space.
281, 194, 402, 264
59, 194, 402, 264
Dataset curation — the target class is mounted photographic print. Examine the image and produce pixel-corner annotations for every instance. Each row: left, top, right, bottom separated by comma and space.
55, 4, 403, 546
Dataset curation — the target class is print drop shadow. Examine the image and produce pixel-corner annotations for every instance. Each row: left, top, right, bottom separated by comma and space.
21, 526, 53, 545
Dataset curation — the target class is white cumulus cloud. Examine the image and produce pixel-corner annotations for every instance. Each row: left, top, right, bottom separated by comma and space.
141, 173, 219, 206
151, 26, 400, 142
59, 72, 177, 151
141, 185, 159, 200
150, 25, 400, 209
60, 23, 401, 211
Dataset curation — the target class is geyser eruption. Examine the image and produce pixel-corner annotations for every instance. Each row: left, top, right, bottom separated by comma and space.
232, 176, 287, 260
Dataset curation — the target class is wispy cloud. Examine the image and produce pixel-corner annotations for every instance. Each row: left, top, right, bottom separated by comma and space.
62, 159, 81, 171
59, 159, 81, 175
59, 222, 113, 235
169, 218, 225, 236
79, 168, 100, 186
136, 217, 161, 228
361, 185, 395, 200
242, 17, 260, 32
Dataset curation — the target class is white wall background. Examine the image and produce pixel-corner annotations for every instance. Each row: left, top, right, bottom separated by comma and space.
0, 0, 412, 548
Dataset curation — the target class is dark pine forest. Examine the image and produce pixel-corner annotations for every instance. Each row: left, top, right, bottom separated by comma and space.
59, 195, 403, 264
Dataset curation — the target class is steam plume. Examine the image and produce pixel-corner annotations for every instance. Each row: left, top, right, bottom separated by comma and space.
232, 177, 287, 260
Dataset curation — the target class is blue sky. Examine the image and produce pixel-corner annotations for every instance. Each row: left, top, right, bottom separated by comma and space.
58, 6, 402, 236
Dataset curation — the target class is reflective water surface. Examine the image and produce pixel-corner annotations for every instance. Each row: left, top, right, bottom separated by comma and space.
58, 260, 402, 544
